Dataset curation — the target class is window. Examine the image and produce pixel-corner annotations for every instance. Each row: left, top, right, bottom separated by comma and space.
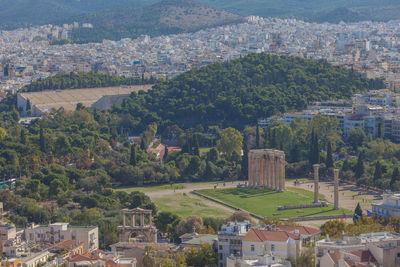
271, 244, 275, 252
397, 253, 400, 258
251, 245, 255, 252
219, 245, 222, 250
219, 253, 223, 260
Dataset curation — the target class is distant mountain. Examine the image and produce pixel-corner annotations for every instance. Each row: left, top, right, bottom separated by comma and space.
0, 0, 153, 29
60, 0, 245, 43
195, 0, 400, 22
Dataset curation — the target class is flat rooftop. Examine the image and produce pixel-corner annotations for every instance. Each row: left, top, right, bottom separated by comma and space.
19, 85, 153, 112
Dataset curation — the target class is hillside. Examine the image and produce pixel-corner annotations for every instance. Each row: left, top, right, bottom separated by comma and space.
0, 0, 150, 29
113, 53, 384, 131
196, 0, 400, 22
64, 0, 245, 43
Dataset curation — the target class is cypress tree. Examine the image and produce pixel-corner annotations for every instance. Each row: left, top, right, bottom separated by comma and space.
140, 138, 146, 151
353, 203, 363, 223
326, 141, 333, 168
193, 134, 200, 156
354, 151, 364, 179
342, 159, 349, 172
20, 130, 26, 145
163, 145, 168, 162
373, 161, 382, 182
256, 125, 260, 149
130, 145, 137, 166
391, 167, 400, 188
309, 129, 320, 165
39, 127, 46, 153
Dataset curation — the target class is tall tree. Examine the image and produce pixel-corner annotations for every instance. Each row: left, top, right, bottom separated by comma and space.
39, 127, 46, 153
241, 136, 249, 179
216, 127, 243, 159
353, 203, 363, 223
255, 124, 260, 149
391, 167, 400, 188
130, 145, 137, 166
354, 151, 364, 179
163, 145, 168, 162
309, 129, 320, 165
373, 161, 382, 182
326, 141, 333, 169
193, 134, 200, 156
140, 138, 147, 151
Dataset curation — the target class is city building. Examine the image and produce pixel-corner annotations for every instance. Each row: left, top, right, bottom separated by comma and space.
372, 193, 400, 217
218, 220, 251, 267
242, 225, 321, 261
24, 223, 98, 253
0, 224, 16, 252
315, 232, 400, 267
226, 254, 292, 267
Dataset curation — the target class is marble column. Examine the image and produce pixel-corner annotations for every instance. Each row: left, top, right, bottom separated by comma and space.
313, 164, 320, 203
123, 212, 126, 227
132, 214, 135, 227
334, 168, 339, 210
270, 153, 276, 190
275, 155, 279, 190
255, 154, 260, 187
262, 155, 267, 187
259, 155, 264, 187
281, 153, 286, 191
248, 153, 253, 187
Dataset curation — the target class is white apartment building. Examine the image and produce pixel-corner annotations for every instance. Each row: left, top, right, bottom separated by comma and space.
218, 221, 251, 267
315, 232, 400, 267
24, 223, 98, 253
372, 193, 400, 217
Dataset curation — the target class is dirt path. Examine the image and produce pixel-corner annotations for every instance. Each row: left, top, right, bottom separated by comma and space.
286, 179, 381, 212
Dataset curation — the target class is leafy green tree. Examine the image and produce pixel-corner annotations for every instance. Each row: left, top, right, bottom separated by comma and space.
185, 244, 217, 267
207, 148, 219, 162
241, 136, 249, 179
39, 127, 46, 153
346, 128, 366, 152
155, 211, 180, 233
216, 127, 243, 159
309, 129, 320, 165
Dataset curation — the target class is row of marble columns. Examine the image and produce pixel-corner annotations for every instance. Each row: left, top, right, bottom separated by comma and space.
248, 149, 285, 191
313, 164, 340, 210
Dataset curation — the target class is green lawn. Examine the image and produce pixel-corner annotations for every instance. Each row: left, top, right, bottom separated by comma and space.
152, 193, 232, 218
199, 147, 212, 155
197, 187, 349, 219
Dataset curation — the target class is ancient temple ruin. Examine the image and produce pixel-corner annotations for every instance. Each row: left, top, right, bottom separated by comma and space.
248, 149, 285, 191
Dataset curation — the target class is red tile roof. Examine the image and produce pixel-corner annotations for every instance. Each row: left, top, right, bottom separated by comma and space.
328, 251, 341, 264
349, 250, 377, 263
277, 226, 321, 236
243, 228, 300, 242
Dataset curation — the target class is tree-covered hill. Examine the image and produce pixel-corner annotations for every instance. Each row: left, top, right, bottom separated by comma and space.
62, 0, 245, 43
113, 53, 384, 131
0, 0, 151, 30
20, 72, 156, 92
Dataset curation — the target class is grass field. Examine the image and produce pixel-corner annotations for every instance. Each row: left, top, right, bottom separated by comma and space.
152, 192, 232, 218
197, 187, 350, 219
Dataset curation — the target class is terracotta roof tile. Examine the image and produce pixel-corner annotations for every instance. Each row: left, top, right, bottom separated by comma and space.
278, 225, 321, 236
349, 250, 377, 263
328, 251, 341, 264
243, 228, 300, 242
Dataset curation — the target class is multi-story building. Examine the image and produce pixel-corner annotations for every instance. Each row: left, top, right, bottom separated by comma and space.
315, 232, 400, 267
372, 193, 400, 217
241, 225, 320, 261
0, 225, 16, 252
24, 223, 98, 252
218, 220, 251, 267
226, 254, 292, 267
